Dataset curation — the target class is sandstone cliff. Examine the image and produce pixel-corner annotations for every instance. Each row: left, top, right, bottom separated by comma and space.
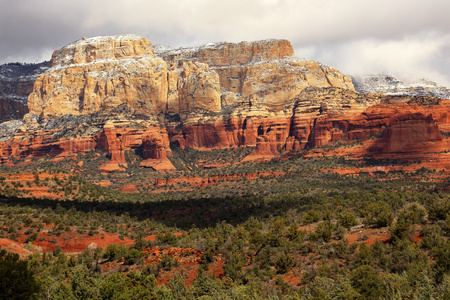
0, 35, 447, 171
0, 114, 175, 172
28, 35, 169, 118
167, 61, 221, 116
158, 39, 355, 112
3, 94, 447, 169
27, 36, 355, 120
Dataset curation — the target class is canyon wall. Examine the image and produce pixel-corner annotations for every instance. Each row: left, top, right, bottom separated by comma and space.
28, 35, 168, 117
0, 35, 448, 169
27, 36, 355, 119
158, 39, 355, 112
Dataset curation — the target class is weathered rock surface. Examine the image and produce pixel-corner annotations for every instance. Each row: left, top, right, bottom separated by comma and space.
96, 121, 175, 172
158, 39, 295, 67
26, 35, 355, 121
158, 40, 355, 112
50, 35, 155, 66
139, 127, 175, 171
0, 62, 50, 122
353, 74, 450, 99
0, 117, 174, 171
175, 87, 390, 157
373, 112, 445, 154
28, 35, 169, 118
2, 90, 450, 169
167, 61, 221, 116
1, 35, 449, 171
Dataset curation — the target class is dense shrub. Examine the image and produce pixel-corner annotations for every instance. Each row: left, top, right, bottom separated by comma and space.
0, 249, 41, 299
364, 202, 394, 228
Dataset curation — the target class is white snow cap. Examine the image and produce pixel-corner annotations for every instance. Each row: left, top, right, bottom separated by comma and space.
64, 34, 146, 49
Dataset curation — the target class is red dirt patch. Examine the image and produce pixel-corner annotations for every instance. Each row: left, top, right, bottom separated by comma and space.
345, 227, 390, 246
17, 230, 134, 253
144, 232, 184, 242
121, 183, 140, 193
19, 186, 59, 199
0, 238, 31, 257
94, 180, 112, 187
283, 272, 303, 286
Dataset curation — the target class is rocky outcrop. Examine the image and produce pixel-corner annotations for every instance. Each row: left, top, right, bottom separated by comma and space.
368, 111, 448, 156
352, 74, 450, 99
50, 35, 155, 66
287, 88, 383, 148
0, 131, 94, 162
28, 35, 169, 118
26, 35, 355, 122
0, 62, 50, 122
158, 40, 355, 112
1, 35, 448, 172
92, 120, 175, 171
2, 90, 449, 170
292, 100, 450, 161
167, 61, 221, 116
158, 39, 295, 67
174, 88, 384, 154
140, 128, 175, 171
27, 35, 238, 119
176, 94, 291, 151
0, 117, 174, 171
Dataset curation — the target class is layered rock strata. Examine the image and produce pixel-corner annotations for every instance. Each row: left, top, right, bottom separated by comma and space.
0, 35, 448, 169
0, 118, 175, 171
158, 39, 355, 112
27, 36, 356, 119
28, 35, 168, 118
1, 92, 448, 168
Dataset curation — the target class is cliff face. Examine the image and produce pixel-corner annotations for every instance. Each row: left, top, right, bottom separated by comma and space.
167, 61, 221, 116
28, 35, 169, 118
366, 107, 450, 157
0, 118, 175, 172
0, 62, 50, 122
158, 39, 355, 112
27, 36, 355, 120
0, 35, 448, 170
157, 39, 295, 67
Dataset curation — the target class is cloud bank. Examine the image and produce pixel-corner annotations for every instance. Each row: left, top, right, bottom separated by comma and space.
1, 0, 449, 85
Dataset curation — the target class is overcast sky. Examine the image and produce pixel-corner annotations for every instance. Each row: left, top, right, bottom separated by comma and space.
1, 0, 449, 86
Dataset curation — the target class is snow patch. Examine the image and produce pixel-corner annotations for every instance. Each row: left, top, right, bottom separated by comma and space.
155, 39, 288, 56
63, 34, 145, 50
352, 74, 450, 99
47, 56, 164, 73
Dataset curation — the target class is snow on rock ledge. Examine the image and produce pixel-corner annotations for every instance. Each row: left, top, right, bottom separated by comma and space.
27, 35, 356, 119
157, 39, 295, 67
352, 74, 450, 99
51, 34, 155, 67
29, 35, 168, 118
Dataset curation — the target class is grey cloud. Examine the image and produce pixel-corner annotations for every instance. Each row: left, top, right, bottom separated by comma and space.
1, 0, 449, 86
0, 0, 94, 62
296, 31, 450, 86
